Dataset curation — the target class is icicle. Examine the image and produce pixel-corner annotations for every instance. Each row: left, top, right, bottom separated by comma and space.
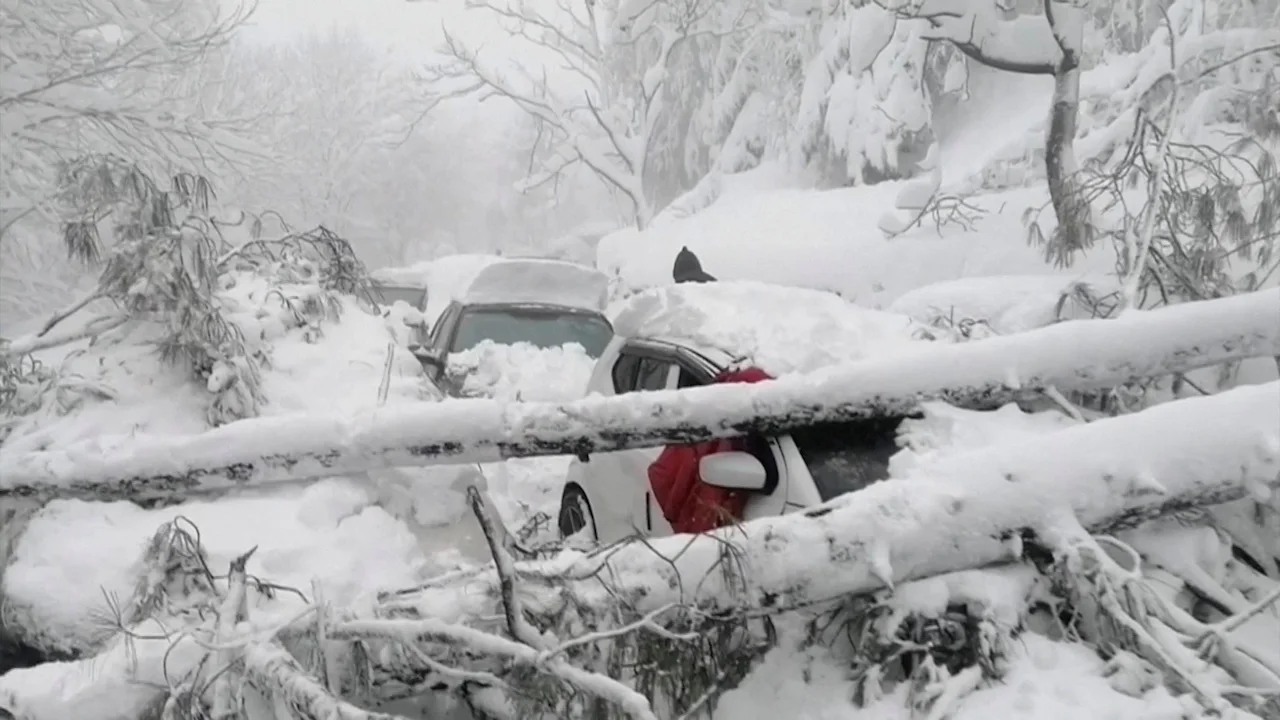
1128, 471, 1169, 498
1003, 532, 1024, 560
869, 539, 895, 590
1003, 366, 1022, 390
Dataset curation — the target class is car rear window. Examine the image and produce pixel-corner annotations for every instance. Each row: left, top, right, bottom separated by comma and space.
372, 285, 426, 309
789, 417, 904, 501
449, 307, 614, 357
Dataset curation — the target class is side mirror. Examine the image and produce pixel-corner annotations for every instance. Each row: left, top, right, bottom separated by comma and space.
412, 346, 445, 372
402, 307, 427, 328
698, 451, 767, 491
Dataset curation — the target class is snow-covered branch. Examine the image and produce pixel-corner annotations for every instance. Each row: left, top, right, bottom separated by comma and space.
1, 289, 1276, 500
881, 0, 1064, 74
0, 0, 257, 229
399, 380, 1280, 620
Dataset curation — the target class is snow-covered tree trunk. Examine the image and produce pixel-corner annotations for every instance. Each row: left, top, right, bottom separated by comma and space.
383, 381, 1280, 622
1, 289, 1277, 502
895, 0, 1094, 263
6, 381, 1275, 717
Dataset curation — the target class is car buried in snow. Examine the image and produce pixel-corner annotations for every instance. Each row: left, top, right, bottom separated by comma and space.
406, 257, 615, 397
557, 280, 940, 544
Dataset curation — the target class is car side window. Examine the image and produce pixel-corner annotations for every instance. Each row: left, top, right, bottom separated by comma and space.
634, 357, 672, 392
612, 353, 641, 394
677, 367, 702, 388
430, 305, 457, 345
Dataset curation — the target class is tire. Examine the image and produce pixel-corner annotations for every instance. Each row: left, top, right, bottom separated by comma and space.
557, 483, 598, 542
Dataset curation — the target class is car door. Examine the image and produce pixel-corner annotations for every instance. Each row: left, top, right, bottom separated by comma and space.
581, 342, 679, 543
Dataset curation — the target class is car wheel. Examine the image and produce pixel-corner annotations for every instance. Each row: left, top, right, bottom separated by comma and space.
557, 483, 597, 542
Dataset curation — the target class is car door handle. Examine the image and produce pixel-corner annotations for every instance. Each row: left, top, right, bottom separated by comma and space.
645, 491, 652, 531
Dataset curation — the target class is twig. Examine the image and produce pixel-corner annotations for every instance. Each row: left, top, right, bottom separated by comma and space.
377, 342, 395, 407
466, 486, 659, 720
210, 546, 255, 719
313, 579, 341, 694
1, 314, 129, 360
35, 291, 105, 338
1119, 10, 1181, 313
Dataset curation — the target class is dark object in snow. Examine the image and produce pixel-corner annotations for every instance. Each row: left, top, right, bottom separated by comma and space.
673, 246, 717, 283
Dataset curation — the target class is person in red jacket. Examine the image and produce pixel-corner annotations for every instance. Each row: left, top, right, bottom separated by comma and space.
647, 366, 774, 534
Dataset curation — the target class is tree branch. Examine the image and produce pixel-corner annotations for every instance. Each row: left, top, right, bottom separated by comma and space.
1, 290, 1277, 501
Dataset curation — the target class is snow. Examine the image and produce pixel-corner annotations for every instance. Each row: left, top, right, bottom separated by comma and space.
461, 257, 611, 312
888, 274, 1119, 334
3, 288, 1275, 495
597, 184, 1119, 307
445, 339, 598, 532
719, 629, 1185, 719
890, 402, 1081, 478
2, 273, 431, 455
369, 253, 502, 322
610, 281, 932, 376
447, 340, 596, 401
2, 481, 427, 657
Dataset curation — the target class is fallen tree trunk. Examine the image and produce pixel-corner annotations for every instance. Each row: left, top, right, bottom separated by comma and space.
389, 381, 1280, 623
1, 289, 1277, 502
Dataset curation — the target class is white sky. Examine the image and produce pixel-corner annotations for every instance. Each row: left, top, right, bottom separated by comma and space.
230, 0, 477, 62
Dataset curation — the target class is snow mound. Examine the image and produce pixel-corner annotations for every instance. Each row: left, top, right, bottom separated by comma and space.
461, 258, 610, 312
611, 281, 931, 376
2, 273, 429, 454
447, 340, 596, 402
2, 482, 428, 656
889, 274, 1118, 334
890, 401, 1080, 478
597, 185, 1119, 306
370, 253, 502, 322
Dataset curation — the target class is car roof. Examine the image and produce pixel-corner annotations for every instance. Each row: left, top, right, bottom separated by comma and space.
461, 258, 610, 312
610, 281, 929, 377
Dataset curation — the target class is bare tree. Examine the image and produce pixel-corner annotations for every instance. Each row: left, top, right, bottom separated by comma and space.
0, 0, 255, 240
416, 0, 755, 230
878, 0, 1092, 266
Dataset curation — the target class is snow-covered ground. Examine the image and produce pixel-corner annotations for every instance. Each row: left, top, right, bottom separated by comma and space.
0, 272, 603, 657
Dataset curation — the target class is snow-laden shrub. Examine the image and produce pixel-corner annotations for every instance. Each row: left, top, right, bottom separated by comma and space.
0, 158, 375, 442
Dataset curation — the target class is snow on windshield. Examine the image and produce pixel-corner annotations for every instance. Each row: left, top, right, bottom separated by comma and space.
462, 258, 610, 312
611, 280, 931, 376
449, 307, 613, 357
447, 340, 596, 402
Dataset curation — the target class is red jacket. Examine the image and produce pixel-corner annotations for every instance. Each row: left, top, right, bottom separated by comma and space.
648, 367, 773, 534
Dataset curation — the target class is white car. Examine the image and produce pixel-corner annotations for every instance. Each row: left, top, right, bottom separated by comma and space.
557, 281, 935, 543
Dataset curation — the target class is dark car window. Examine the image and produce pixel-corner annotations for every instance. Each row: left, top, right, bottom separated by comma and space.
372, 284, 427, 309
634, 357, 671, 391
677, 368, 702, 388
431, 304, 459, 345
449, 307, 613, 357
790, 417, 905, 501
613, 354, 642, 394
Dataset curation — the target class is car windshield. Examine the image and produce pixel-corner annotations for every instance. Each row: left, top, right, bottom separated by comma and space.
789, 417, 904, 501
372, 285, 425, 309
450, 306, 613, 357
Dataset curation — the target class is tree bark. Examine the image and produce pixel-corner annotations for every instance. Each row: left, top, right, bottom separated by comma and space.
1, 289, 1277, 503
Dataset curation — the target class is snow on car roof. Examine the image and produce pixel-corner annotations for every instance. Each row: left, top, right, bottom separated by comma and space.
610, 281, 930, 376
461, 258, 610, 312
